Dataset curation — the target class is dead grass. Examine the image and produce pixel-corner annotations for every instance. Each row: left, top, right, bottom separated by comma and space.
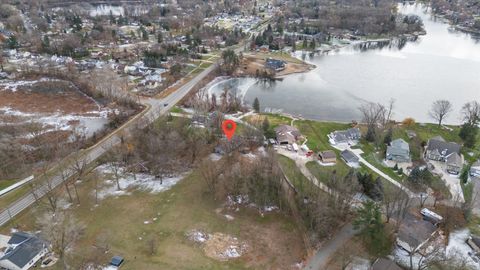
2, 167, 306, 269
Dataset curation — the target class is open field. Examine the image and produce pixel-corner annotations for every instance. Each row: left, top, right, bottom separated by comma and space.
1, 164, 306, 270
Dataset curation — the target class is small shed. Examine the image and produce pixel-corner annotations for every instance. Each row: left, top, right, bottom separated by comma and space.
319, 150, 337, 164
110, 256, 124, 267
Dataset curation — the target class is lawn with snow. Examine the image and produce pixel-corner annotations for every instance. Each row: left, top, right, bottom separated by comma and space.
95, 164, 186, 200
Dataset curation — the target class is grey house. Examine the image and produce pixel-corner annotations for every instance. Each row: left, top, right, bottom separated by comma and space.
0, 232, 48, 270
386, 138, 411, 163
471, 160, 480, 178
424, 136, 461, 162
446, 153, 463, 175
265, 58, 286, 71
329, 128, 361, 145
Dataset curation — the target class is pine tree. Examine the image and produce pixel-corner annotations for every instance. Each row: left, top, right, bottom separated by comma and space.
253, 97, 260, 112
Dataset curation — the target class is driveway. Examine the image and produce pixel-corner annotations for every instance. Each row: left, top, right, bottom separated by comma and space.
429, 160, 464, 202
303, 223, 358, 270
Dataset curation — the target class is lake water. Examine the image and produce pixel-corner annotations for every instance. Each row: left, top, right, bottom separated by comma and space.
211, 3, 480, 124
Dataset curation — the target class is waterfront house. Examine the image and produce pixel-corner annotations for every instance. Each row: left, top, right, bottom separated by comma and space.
424, 136, 461, 162
396, 213, 438, 254
386, 138, 411, 163
340, 150, 359, 167
0, 232, 48, 270
275, 125, 302, 145
328, 128, 361, 145
446, 152, 463, 175
265, 58, 286, 71
470, 160, 480, 178
319, 150, 337, 164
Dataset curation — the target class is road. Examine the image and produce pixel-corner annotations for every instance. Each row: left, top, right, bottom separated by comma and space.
0, 63, 217, 227
303, 223, 358, 270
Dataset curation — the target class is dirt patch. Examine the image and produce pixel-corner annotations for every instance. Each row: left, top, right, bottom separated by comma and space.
0, 80, 99, 114
236, 55, 315, 78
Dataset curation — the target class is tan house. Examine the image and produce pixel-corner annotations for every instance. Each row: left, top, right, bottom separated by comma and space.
319, 150, 337, 164
275, 125, 302, 145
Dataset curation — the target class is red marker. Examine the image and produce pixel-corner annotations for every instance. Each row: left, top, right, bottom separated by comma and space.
222, 120, 237, 141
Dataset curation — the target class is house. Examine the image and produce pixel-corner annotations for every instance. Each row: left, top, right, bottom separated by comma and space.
340, 150, 359, 167
467, 235, 480, 253
470, 160, 480, 178
386, 138, 411, 163
424, 136, 461, 162
396, 213, 438, 253
275, 125, 302, 145
371, 258, 402, 270
319, 150, 337, 164
0, 232, 48, 270
265, 58, 286, 71
446, 152, 463, 175
328, 128, 361, 145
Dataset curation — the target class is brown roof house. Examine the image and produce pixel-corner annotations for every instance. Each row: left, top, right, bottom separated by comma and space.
319, 150, 337, 164
275, 125, 303, 145
396, 213, 439, 254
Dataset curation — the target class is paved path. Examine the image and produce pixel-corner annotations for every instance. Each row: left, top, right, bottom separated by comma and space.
0, 64, 217, 227
303, 223, 358, 270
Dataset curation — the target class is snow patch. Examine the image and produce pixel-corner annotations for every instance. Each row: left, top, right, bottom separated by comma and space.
95, 164, 186, 200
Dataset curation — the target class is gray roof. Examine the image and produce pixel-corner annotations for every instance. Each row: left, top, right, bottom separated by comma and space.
341, 150, 359, 163
387, 139, 410, 158
398, 213, 436, 250
1, 232, 46, 269
426, 138, 461, 157
447, 152, 462, 167
332, 128, 361, 143
372, 258, 402, 270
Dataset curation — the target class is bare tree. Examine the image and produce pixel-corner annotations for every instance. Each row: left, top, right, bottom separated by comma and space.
37, 211, 85, 269
461, 101, 480, 126
358, 102, 386, 143
68, 155, 89, 204
199, 158, 221, 195
429, 100, 453, 127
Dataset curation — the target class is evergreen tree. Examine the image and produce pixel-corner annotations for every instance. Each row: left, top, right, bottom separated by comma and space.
459, 122, 478, 148
157, 32, 163, 43
253, 97, 260, 112
383, 127, 393, 145
262, 117, 270, 132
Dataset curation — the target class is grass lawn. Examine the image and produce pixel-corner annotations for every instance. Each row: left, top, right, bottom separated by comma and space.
277, 155, 311, 194
293, 120, 350, 152
306, 160, 407, 198
245, 113, 292, 130
0, 179, 17, 191
169, 106, 185, 114
2, 167, 305, 270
